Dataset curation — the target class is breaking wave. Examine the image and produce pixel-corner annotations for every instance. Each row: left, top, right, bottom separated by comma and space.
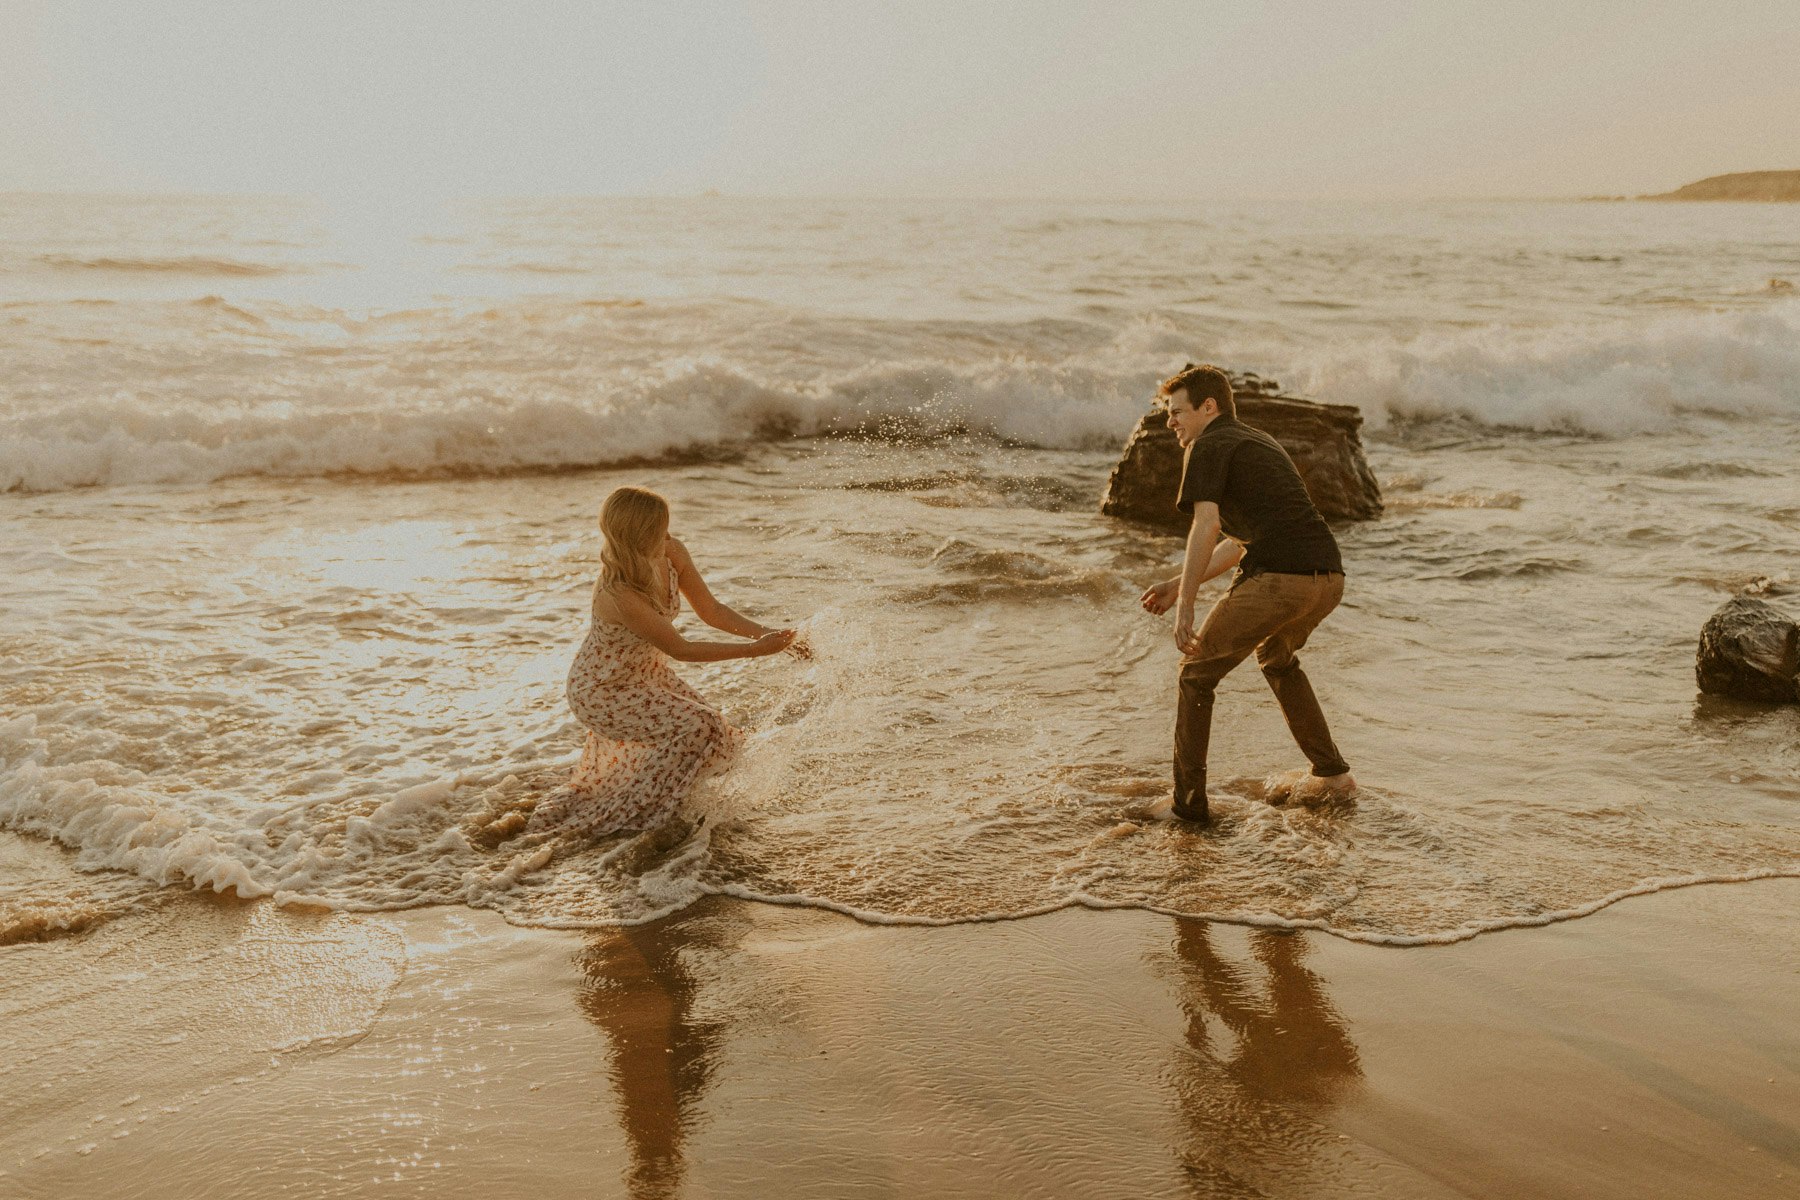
0, 360, 1155, 494
1307, 300, 1800, 435
4, 297, 1799, 495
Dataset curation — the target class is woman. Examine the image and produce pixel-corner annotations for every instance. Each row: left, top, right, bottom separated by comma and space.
527, 486, 800, 839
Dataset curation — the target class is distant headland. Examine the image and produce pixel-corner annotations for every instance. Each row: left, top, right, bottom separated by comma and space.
1634, 171, 1800, 202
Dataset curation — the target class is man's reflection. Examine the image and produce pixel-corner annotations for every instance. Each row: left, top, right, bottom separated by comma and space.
1176, 921, 1360, 1105
1166, 921, 1362, 1186
575, 910, 726, 1200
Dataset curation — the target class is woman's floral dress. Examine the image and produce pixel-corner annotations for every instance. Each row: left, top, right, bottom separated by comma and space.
527, 560, 743, 837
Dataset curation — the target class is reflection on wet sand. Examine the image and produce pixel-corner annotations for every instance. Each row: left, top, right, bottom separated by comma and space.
576, 912, 727, 1199
1166, 921, 1363, 1194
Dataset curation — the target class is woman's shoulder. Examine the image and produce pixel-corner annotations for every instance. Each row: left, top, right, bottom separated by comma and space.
595, 579, 668, 619
589, 580, 625, 624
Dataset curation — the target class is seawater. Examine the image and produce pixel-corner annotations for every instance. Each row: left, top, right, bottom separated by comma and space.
2, 193, 1797, 945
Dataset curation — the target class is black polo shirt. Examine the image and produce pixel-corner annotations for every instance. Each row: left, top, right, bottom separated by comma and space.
1175, 416, 1343, 575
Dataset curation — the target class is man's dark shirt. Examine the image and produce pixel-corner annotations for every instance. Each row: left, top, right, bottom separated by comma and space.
1176, 415, 1343, 575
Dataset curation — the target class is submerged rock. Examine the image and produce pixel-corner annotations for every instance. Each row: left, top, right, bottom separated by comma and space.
1696, 597, 1800, 703
1100, 380, 1383, 535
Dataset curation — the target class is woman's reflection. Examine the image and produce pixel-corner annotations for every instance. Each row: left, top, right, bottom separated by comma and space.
575, 909, 727, 1200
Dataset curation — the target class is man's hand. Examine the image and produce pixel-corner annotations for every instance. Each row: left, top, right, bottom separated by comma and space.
1140, 578, 1179, 615
1173, 604, 1199, 656
1172, 502, 1221, 657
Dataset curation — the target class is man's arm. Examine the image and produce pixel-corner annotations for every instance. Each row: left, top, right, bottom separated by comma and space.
1174, 502, 1222, 653
1140, 536, 1243, 614
1200, 536, 1245, 585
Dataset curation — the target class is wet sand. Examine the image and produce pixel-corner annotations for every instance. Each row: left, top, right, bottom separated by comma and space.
2, 836, 1795, 1199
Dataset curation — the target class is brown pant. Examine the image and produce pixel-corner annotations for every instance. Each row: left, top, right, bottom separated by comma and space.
1174, 571, 1349, 818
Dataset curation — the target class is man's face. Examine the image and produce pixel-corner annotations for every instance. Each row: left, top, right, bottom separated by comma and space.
1163, 389, 1214, 448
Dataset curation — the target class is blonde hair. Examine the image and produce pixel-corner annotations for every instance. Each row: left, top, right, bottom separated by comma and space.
598, 486, 672, 613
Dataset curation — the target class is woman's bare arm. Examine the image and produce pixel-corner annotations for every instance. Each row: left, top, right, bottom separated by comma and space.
668, 537, 775, 638
609, 586, 791, 662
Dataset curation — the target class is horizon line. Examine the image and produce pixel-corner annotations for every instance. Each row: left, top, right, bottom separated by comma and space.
0, 187, 1677, 206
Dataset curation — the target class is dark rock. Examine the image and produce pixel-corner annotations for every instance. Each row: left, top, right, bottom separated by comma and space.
1696, 597, 1800, 703
1100, 388, 1383, 535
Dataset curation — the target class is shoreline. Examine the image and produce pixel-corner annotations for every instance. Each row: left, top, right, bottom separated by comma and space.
8, 821, 1798, 951
705, 860, 1800, 946
4, 849, 1795, 1199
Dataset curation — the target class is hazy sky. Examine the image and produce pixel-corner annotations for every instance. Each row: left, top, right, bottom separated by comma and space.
4, 0, 1796, 200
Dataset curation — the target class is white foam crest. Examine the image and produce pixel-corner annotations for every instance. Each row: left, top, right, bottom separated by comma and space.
0, 356, 1157, 494
0, 715, 271, 898
0, 710, 545, 909
1300, 300, 1800, 434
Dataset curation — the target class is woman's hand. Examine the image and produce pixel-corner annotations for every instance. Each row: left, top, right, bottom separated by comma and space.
750, 623, 813, 660
750, 628, 798, 657
1141, 578, 1179, 615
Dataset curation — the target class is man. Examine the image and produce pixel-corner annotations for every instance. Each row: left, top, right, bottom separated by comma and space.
1140, 363, 1354, 823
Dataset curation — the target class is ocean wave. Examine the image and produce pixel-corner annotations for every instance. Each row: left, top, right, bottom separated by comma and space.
4, 295, 1800, 494
1303, 300, 1800, 435
35, 254, 297, 277
0, 360, 1154, 494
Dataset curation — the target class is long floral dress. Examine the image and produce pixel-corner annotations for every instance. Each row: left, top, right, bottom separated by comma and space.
527, 560, 743, 838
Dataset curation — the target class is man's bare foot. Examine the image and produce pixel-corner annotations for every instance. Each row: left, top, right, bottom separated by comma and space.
1170, 800, 1210, 824
1263, 767, 1309, 806
1128, 795, 1176, 821
1126, 794, 1210, 824
1292, 772, 1357, 807
1264, 768, 1357, 808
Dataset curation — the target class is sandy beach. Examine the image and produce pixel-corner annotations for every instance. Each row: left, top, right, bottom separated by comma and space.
4, 830, 1794, 1199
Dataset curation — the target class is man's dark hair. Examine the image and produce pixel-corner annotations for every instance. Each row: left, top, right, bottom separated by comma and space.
1158, 363, 1235, 418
